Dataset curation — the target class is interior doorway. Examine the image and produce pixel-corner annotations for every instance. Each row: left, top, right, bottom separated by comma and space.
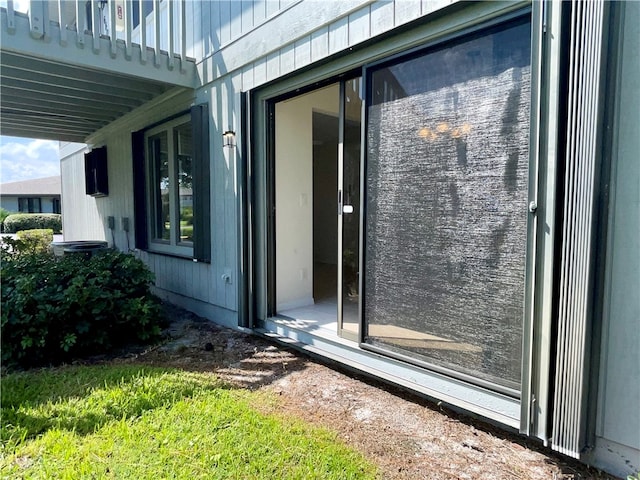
272, 79, 362, 340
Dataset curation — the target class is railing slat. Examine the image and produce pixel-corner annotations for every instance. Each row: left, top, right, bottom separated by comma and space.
92, 1, 100, 53
110, 0, 117, 57
167, 0, 175, 70
57, 0, 66, 45
180, 0, 186, 72
154, 0, 161, 66
124, 0, 132, 59
76, 0, 85, 46
12, 0, 194, 76
6, 0, 15, 32
29, 0, 45, 39
140, 0, 147, 64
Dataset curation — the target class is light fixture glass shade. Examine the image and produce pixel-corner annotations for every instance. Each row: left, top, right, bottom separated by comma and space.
223, 130, 236, 148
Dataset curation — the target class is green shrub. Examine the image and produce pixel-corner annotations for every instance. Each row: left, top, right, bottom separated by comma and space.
4, 229, 55, 255
0, 208, 14, 232
1, 249, 166, 367
3, 213, 62, 234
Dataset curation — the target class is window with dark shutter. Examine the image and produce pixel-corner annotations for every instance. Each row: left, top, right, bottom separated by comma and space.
131, 105, 210, 261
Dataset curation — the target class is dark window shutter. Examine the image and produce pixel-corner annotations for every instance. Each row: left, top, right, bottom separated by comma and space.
132, 130, 148, 250
85, 147, 108, 197
191, 104, 211, 263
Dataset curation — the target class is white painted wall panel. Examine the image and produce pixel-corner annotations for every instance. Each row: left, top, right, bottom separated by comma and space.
266, 50, 280, 82
370, 0, 395, 37
349, 7, 371, 46
266, 0, 280, 18
230, 0, 242, 39
241, 0, 254, 34
328, 16, 349, 55
310, 27, 329, 63
394, 0, 422, 25
280, 42, 296, 75
294, 35, 312, 70
60, 146, 105, 242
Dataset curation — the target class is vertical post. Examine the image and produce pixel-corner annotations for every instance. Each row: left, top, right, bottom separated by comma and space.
6, 0, 15, 33
57, 0, 67, 45
153, 0, 161, 66
109, 0, 117, 57
74, 0, 85, 46
167, 0, 175, 70
180, 0, 187, 72
124, 0, 132, 59
139, 0, 147, 64
29, 0, 46, 39
92, 0, 100, 52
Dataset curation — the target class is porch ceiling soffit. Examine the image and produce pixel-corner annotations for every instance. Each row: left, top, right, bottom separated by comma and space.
0, 10, 198, 143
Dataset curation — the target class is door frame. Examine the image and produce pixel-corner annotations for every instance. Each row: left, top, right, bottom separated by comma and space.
247, 0, 555, 438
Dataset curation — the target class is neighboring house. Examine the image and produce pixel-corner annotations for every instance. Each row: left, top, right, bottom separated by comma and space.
1, 1, 638, 477
0, 176, 61, 214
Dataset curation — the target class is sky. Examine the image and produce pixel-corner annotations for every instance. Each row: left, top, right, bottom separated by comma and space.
0, 1, 61, 185
0, 136, 61, 184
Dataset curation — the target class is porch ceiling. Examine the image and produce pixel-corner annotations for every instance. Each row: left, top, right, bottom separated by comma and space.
0, 51, 175, 143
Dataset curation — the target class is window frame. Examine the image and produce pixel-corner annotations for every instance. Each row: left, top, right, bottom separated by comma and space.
132, 104, 210, 262
144, 114, 194, 258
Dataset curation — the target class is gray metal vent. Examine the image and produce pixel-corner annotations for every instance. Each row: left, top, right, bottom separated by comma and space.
552, 0, 607, 458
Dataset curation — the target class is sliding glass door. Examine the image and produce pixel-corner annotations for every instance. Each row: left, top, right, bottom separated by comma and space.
273, 78, 362, 341
362, 17, 532, 393
338, 78, 363, 340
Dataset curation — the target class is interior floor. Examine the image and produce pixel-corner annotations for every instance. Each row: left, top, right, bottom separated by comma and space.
278, 261, 358, 337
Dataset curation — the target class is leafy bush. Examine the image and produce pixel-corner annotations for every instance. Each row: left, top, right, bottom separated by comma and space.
3, 213, 62, 234
1, 249, 166, 367
0, 208, 14, 232
2, 229, 54, 255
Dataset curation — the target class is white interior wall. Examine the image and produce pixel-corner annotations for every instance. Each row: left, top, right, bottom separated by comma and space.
275, 84, 339, 311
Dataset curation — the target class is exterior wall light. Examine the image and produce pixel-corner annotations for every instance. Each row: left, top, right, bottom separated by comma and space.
223, 130, 236, 148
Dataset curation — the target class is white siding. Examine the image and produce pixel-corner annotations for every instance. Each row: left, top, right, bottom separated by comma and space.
60, 146, 105, 241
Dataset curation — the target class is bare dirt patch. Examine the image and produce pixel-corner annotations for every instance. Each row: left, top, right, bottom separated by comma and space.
108, 304, 617, 480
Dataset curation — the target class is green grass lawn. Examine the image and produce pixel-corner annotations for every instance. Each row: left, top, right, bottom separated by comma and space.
1, 365, 377, 479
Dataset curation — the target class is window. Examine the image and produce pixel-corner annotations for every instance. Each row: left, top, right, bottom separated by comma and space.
145, 115, 194, 256
52, 198, 61, 214
132, 0, 154, 28
18, 198, 42, 213
363, 17, 531, 392
132, 105, 210, 261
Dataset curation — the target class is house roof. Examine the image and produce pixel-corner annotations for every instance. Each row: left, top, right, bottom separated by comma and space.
0, 176, 61, 196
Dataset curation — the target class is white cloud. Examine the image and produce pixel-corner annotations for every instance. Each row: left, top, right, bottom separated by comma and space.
0, 1, 29, 13
0, 137, 60, 184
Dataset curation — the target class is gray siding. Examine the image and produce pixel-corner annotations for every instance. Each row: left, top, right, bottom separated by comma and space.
590, 1, 640, 475
197, 0, 456, 90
